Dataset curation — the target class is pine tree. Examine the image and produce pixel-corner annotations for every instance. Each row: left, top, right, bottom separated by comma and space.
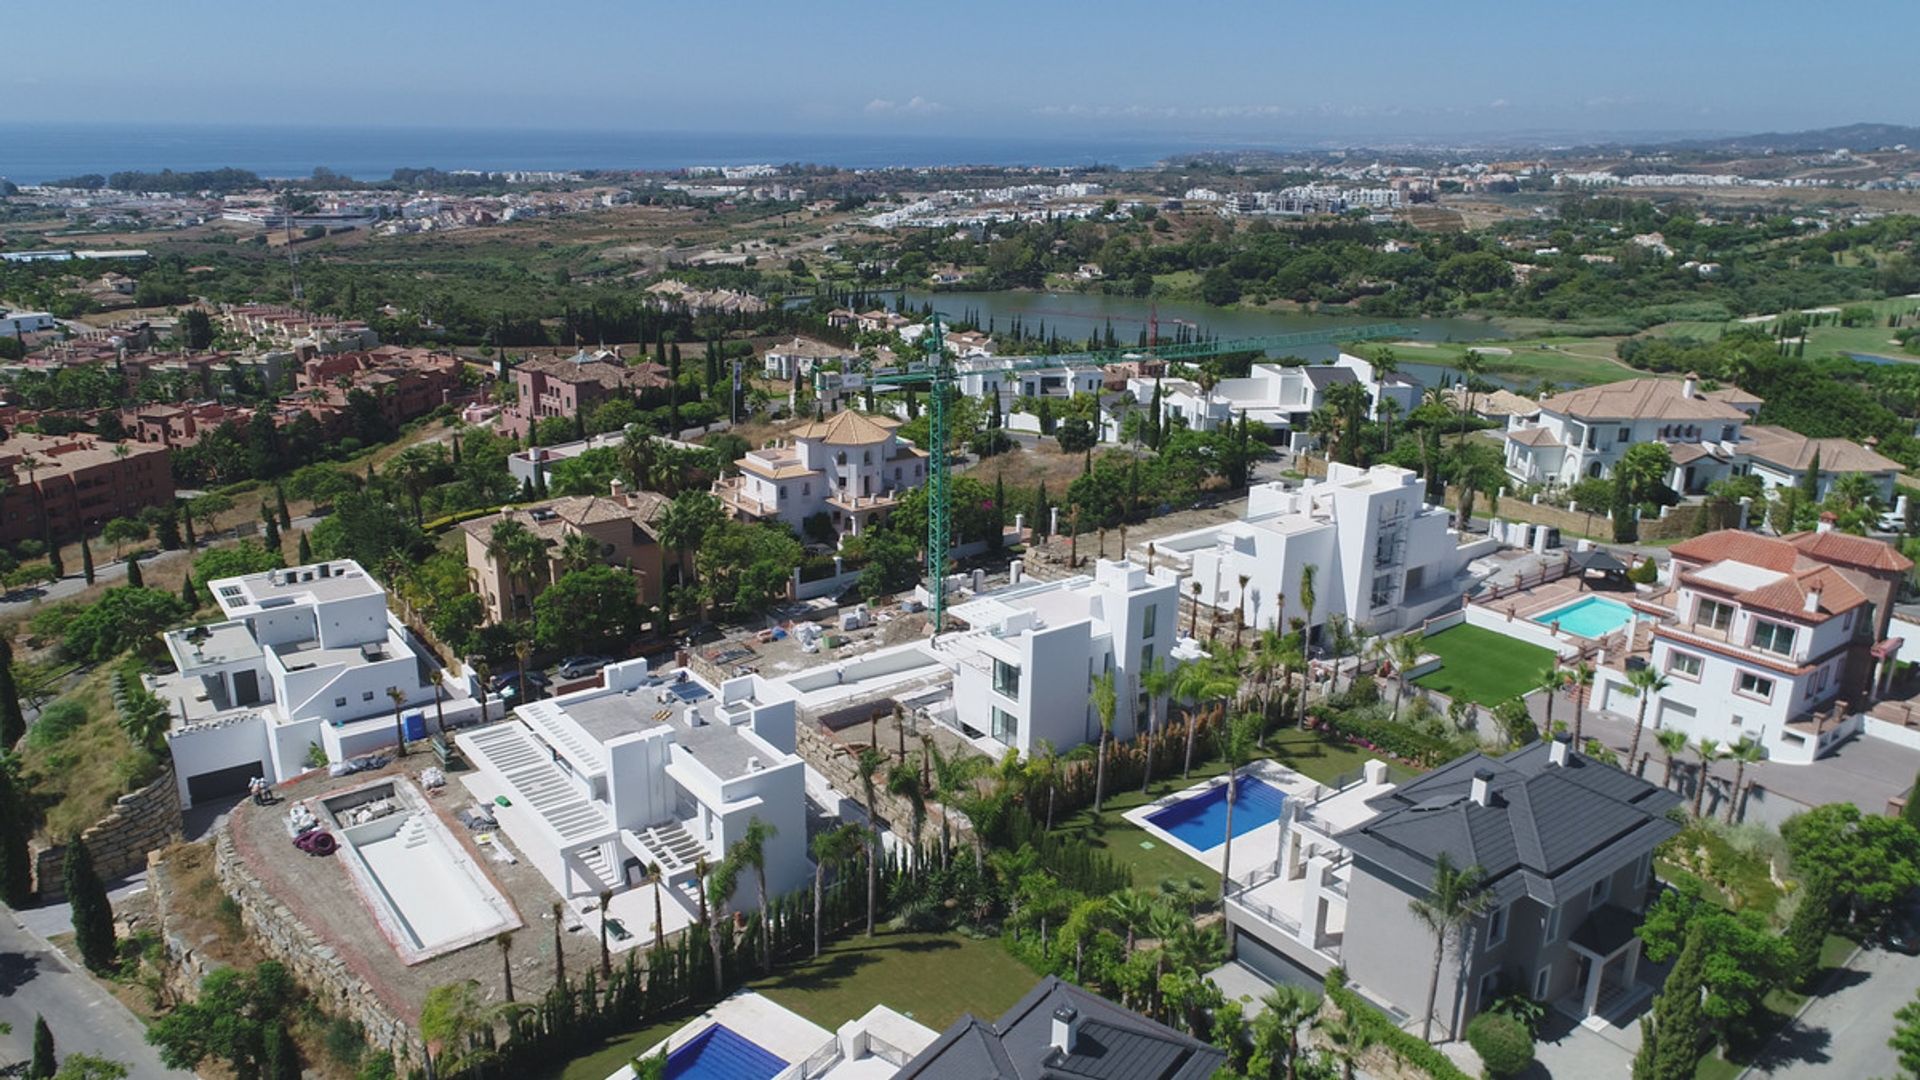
1785, 871, 1834, 990
0, 635, 24, 751
181, 575, 197, 608
297, 532, 313, 564
0, 763, 30, 907
64, 838, 117, 973
1633, 922, 1708, 1080
123, 555, 143, 588
79, 538, 94, 585
275, 486, 292, 529
30, 1015, 53, 1080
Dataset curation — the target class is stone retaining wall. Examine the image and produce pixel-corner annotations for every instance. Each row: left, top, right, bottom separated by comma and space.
31, 763, 183, 900
211, 827, 421, 1070
794, 720, 969, 849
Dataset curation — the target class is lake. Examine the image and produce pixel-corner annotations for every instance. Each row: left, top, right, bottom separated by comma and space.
898, 290, 1514, 387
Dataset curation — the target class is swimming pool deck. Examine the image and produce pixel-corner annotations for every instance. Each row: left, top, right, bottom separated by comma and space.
606, 991, 832, 1079
1122, 760, 1329, 876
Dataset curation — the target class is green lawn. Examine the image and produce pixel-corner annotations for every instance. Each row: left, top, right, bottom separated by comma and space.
1356, 337, 1632, 388
1047, 729, 1399, 891
1412, 624, 1556, 706
549, 930, 1035, 1079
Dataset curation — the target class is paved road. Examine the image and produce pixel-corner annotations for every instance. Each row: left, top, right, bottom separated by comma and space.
1748, 944, 1920, 1078
0, 514, 325, 617
0, 907, 197, 1077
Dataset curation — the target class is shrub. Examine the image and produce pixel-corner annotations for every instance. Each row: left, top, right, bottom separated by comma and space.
1466, 1012, 1534, 1078
1629, 556, 1659, 585
27, 700, 88, 749
1324, 969, 1471, 1080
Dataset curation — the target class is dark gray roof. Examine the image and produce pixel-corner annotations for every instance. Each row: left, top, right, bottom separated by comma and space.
1304, 366, 1360, 389
898, 976, 1225, 1080
1573, 903, 1642, 956
1336, 741, 1683, 906
1569, 547, 1629, 574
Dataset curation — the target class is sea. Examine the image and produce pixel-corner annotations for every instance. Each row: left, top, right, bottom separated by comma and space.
0, 123, 1231, 184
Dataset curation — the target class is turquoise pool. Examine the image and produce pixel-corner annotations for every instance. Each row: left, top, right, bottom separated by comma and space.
1534, 595, 1637, 639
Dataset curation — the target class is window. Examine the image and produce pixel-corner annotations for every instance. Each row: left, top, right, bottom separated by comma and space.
1478, 971, 1501, 1011
802, 483, 810, 496
1486, 903, 1510, 949
1140, 643, 1155, 670
992, 658, 1021, 698
334, 696, 348, 708
1667, 652, 1702, 680
1736, 672, 1774, 700
1370, 574, 1395, 610
1534, 965, 1553, 1000
991, 706, 1019, 744
1696, 599, 1734, 633
1752, 619, 1795, 656
1617, 427, 1631, 442
361, 690, 375, 702
1142, 603, 1158, 640
1591, 876, 1611, 906
1543, 905, 1562, 944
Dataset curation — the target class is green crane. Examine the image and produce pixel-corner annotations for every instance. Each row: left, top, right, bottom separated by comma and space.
827, 317, 1414, 631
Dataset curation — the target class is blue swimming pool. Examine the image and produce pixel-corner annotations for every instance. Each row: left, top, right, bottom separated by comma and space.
665, 1024, 786, 1080
1146, 776, 1287, 850
1534, 595, 1638, 639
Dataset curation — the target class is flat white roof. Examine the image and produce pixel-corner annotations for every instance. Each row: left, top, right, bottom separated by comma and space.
213, 559, 383, 612
1693, 561, 1787, 592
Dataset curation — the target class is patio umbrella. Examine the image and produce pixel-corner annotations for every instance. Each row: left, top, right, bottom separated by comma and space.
1568, 547, 1629, 576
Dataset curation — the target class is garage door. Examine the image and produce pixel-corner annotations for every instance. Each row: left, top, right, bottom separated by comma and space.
1657, 700, 1696, 728
187, 761, 266, 804
1232, 929, 1324, 993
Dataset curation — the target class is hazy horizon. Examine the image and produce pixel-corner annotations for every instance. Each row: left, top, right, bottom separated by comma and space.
11, 1, 1917, 145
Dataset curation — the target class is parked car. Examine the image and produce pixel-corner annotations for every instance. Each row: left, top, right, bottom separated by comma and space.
1881, 916, 1920, 955
490, 670, 551, 701
556, 655, 614, 680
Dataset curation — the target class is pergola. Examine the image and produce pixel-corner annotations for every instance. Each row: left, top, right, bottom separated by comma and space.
1567, 547, 1630, 590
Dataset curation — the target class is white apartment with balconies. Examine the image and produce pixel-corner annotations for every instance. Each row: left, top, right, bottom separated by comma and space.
1145, 463, 1492, 642
930, 559, 1193, 758
1503, 374, 1761, 491
154, 560, 466, 807
457, 659, 811, 949
715, 409, 928, 538
1126, 353, 1419, 446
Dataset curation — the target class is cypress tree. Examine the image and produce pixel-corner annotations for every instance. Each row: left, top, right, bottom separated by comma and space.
275, 486, 291, 529
154, 508, 181, 551
123, 555, 143, 589
297, 532, 313, 564
1785, 871, 1834, 990
989, 474, 1006, 551
261, 1020, 299, 1080
1906, 769, 1920, 831
0, 636, 24, 751
1633, 922, 1708, 1080
181, 574, 198, 608
46, 544, 63, 581
1799, 449, 1821, 509
0, 763, 31, 907
181, 502, 196, 548
79, 538, 94, 585
64, 838, 117, 973
1030, 482, 1050, 540
1611, 474, 1638, 543
263, 508, 281, 550
30, 1015, 53, 1080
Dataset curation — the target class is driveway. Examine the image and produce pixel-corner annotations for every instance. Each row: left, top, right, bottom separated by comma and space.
0, 907, 197, 1077
1747, 944, 1920, 1078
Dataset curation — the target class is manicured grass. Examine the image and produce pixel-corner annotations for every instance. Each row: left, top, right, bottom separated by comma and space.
551, 1012, 696, 1080
1412, 624, 1556, 707
1048, 729, 1395, 891
1357, 336, 1632, 387
756, 930, 1032, 1032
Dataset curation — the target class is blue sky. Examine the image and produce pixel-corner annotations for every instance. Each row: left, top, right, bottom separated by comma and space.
11, 1, 1917, 141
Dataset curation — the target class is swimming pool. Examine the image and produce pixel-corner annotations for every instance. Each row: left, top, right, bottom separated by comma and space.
666, 1024, 787, 1080
1534, 595, 1638, 639
1146, 776, 1287, 851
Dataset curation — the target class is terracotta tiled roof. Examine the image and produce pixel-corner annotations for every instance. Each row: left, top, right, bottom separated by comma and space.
1537, 377, 1755, 422
1785, 529, 1916, 573
788, 409, 900, 445
1740, 425, 1902, 474
1507, 426, 1561, 448
1667, 530, 1800, 572
1734, 564, 1866, 621
766, 337, 856, 360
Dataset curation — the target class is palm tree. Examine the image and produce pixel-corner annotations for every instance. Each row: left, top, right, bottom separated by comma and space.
472, 658, 492, 726
1028, 740, 1061, 828
488, 519, 548, 618
1691, 738, 1722, 818
1215, 713, 1261, 902
1456, 350, 1486, 436
1656, 729, 1689, 790
888, 762, 927, 875
1106, 888, 1156, 957
1376, 395, 1402, 448
495, 931, 514, 1002
386, 687, 408, 756
1091, 670, 1118, 813
1298, 563, 1318, 648
1724, 737, 1763, 824
855, 748, 885, 935
645, 862, 666, 953
1568, 662, 1595, 745
597, 889, 613, 977
1252, 984, 1321, 1080
1389, 631, 1425, 720
1533, 667, 1564, 739
550, 900, 566, 988
731, 818, 776, 972
810, 824, 861, 958
558, 530, 600, 573
1188, 580, 1203, 639
1316, 1007, 1374, 1080
1174, 658, 1238, 778
1624, 667, 1670, 777
1139, 659, 1175, 793
387, 444, 439, 526
703, 856, 738, 995
1408, 852, 1492, 1042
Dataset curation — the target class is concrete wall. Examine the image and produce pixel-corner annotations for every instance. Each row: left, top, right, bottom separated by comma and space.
1462, 604, 1584, 660
167, 713, 272, 808
31, 764, 183, 900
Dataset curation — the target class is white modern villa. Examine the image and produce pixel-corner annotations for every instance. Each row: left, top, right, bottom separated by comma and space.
155, 559, 466, 808
455, 659, 812, 947
1126, 352, 1420, 446
1145, 463, 1494, 641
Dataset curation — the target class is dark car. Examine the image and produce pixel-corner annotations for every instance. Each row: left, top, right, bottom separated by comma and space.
1882, 916, 1920, 955
490, 670, 551, 701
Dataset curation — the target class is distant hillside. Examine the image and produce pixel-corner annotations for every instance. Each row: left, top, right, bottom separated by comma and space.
1655, 123, 1920, 153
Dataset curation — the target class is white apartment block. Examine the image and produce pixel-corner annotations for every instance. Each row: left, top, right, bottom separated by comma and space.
714, 410, 928, 538
932, 560, 1192, 759
457, 659, 811, 942
1127, 353, 1420, 448
155, 560, 462, 807
1146, 464, 1493, 640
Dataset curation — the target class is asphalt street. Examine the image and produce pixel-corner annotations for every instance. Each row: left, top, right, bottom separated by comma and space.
0, 906, 197, 1077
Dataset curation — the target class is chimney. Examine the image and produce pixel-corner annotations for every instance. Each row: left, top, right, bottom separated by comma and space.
1817, 511, 1836, 534
1051, 1005, 1080, 1056
1470, 768, 1495, 806
1681, 371, 1699, 400
1548, 734, 1571, 767
1805, 585, 1822, 615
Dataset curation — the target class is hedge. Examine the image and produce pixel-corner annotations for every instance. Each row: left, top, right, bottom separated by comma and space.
422, 505, 513, 534
1308, 706, 1467, 768
1323, 968, 1472, 1080
1465, 1011, 1534, 1078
